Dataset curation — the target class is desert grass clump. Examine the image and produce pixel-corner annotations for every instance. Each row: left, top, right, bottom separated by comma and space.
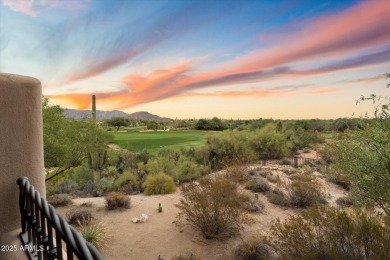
78, 220, 110, 249
225, 165, 249, 183
287, 174, 326, 208
171, 252, 202, 260
142, 173, 176, 195
233, 236, 272, 260
241, 193, 264, 213
266, 189, 290, 207
269, 206, 390, 259
48, 194, 73, 207
336, 196, 354, 207
80, 201, 94, 207
105, 192, 130, 210
67, 208, 93, 225
176, 176, 251, 240
112, 170, 140, 194
245, 178, 271, 193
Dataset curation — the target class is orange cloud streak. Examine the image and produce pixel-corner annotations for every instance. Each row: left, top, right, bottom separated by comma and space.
50, 1, 390, 110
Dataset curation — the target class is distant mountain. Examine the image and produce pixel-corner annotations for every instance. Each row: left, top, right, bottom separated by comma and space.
64, 109, 172, 121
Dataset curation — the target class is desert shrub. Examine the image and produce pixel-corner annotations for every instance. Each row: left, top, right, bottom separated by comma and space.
281, 168, 297, 175
258, 170, 273, 178
336, 196, 354, 207
233, 236, 272, 260
176, 176, 251, 239
171, 252, 202, 260
67, 208, 93, 225
94, 177, 115, 196
288, 175, 326, 208
245, 178, 271, 193
266, 189, 290, 207
269, 206, 390, 259
54, 179, 79, 194
327, 170, 350, 190
241, 194, 264, 213
201, 131, 257, 170
48, 194, 73, 207
279, 158, 292, 166
80, 201, 94, 207
69, 163, 94, 189
147, 150, 208, 184
78, 220, 110, 248
251, 123, 293, 159
142, 173, 176, 195
101, 165, 119, 178
105, 192, 130, 210
226, 165, 249, 183
112, 170, 140, 194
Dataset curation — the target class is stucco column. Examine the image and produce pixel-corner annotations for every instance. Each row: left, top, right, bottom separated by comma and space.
0, 73, 45, 259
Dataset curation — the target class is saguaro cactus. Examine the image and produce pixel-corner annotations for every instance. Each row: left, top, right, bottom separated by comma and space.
92, 94, 96, 122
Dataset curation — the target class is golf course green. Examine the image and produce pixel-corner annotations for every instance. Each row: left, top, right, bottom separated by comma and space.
112, 130, 207, 154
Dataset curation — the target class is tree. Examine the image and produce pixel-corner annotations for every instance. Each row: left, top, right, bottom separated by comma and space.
43, 98, 112, 181
327, 73, 390, 215
106, 117, 129, 131
146, 121, 158, 130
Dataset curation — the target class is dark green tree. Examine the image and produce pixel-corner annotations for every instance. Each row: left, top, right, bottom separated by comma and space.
106, 117, 129, 131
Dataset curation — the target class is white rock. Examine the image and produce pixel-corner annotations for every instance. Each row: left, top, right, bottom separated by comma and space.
140, 213, 148, 223
132, 218, 139, 223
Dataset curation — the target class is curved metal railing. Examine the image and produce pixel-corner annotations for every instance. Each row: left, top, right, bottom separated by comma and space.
17, 177, 103, 260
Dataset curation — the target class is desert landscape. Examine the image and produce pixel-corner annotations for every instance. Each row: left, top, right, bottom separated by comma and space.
55, 150, 349, 260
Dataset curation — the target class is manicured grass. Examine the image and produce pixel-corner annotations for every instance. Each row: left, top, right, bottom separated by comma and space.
112, 130, 207, 154
320, 132, 335, 140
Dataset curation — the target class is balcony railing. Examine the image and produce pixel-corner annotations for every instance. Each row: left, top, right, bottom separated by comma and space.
17, 177, 103, 260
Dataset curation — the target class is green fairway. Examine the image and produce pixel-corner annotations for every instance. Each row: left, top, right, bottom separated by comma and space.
112, 130, 207, 154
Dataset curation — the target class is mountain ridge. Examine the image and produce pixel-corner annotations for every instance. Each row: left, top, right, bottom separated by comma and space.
64, 109, 172, 121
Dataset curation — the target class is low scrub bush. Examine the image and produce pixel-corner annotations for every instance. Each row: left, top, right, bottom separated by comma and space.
80, 201, 94, 207
78, 220, 110, 248
266, 189, 290, 207
142, 173, 176, 195
67, 208, 93, 225
54, 179, 79, 194
94, 177, 115, 197
245, 178, 271, 193
269, 206, 390, 259
112, 170, 140, 194
176, 176, 251, 239
105, 192, 131, 210
225, 165, 249, 183
279, 158, 292, 166
288, 175, 326, 208
171, 252, 202, 260
336, 196, 354, 207
242, 194, 264, 213
328, 171, 350, 190
48, 194, 72, 207
282, 168, 297, 175
233, 236, 272, 260
258, 170, 273, 178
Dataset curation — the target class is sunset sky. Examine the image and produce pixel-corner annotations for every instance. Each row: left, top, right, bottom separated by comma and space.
1, 0, 389, 119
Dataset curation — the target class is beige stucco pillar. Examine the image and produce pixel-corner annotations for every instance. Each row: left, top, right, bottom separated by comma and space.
0, 73, 45, 259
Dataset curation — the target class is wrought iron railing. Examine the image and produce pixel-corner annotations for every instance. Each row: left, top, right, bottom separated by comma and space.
17, 177, 103, 260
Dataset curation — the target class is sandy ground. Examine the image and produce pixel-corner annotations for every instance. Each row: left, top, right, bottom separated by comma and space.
56, 150, 347, 260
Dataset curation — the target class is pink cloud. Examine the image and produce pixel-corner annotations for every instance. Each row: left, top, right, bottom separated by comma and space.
2, 0, 91, 16
49, 1, 390, 110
